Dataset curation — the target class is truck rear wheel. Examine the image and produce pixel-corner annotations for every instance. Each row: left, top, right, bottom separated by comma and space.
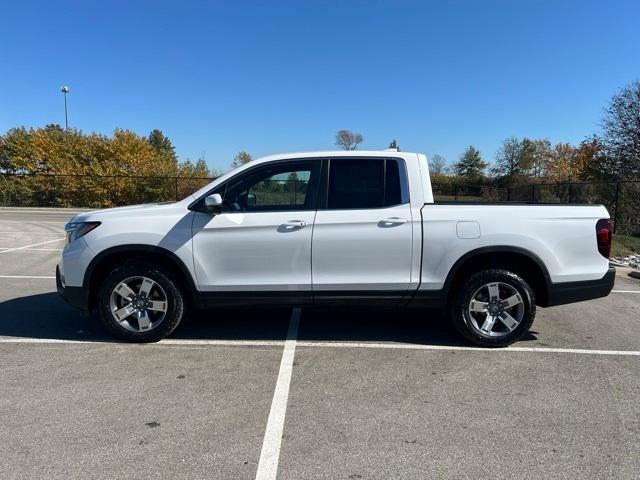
450, 269, 536, 347
98, 261, 185, 342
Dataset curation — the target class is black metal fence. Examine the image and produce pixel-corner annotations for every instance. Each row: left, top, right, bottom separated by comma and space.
432, 180, 639, 235
0, 173, 215, 209
0, 173, 638, 236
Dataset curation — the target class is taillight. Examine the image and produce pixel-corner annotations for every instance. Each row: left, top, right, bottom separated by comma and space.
595, 219, 612, 259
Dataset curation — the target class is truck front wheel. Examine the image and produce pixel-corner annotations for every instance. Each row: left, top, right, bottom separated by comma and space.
97, 261, 185, 342
450, 269, 536, 347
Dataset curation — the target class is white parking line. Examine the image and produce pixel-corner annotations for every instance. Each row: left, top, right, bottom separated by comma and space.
0, 238, 64, 254
160, 339, 285, 346
0, 338, 287, 345
0, 336, 638, 357
611, 290, 640, 293
0, 220, 67, 224
255, 308, 300, 480
0, 275, 56, 279
0, 231, 64, 234
0, 248, 63, 252
296, 342, 640, 356
0, 210, 84, 214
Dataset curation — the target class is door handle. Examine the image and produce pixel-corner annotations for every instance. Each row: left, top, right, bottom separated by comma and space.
379, 217, 408, 225
280, 220, 309, 228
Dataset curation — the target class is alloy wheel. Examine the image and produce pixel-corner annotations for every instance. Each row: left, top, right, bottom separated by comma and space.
467, 282, 525, 338
109, 276, 168, 332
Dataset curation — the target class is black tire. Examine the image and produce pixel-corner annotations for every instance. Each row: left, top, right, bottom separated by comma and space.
450, 269, 536, 347
98, 261, 185, 342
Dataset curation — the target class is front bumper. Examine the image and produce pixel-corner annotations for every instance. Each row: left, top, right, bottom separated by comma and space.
546, 266, 616, 307
56, 265, 89, 314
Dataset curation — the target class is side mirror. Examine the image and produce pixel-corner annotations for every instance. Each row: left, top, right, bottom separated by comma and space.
204, 193, 223, 213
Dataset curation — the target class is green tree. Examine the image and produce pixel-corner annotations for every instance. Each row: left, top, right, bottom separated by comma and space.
388, 139, 400, 151
177, 157, 215, 199
454, 146, 487, 181
286, 171, 300, 200
193, 158, 211, 176
492, 136, 533, 183
600, 80, 640, 179
525, 138, 553, 179
179, 158, 210, 177
148, 129, 178, 163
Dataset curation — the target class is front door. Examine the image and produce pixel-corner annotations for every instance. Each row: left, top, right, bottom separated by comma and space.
192, 159, 321, 296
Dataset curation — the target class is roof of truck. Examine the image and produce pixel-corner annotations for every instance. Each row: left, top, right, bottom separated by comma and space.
255, 150, 418, 163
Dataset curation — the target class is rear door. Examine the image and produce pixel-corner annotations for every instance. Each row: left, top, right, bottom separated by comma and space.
311, 157, 413, 300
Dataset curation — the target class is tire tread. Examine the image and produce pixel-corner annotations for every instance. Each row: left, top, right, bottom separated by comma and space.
97, 261, 185, 342
450, 268, 536, 347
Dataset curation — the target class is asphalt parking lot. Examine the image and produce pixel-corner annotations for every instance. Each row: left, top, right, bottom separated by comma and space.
0, 207, 639, 480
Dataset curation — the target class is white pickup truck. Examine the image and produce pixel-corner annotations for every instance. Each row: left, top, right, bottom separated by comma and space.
57, 150, 615, 346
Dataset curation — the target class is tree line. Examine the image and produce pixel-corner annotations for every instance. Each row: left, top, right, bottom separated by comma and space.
432, 136, 604, 186
428, 80, 640, 187
0, 126, 214, 178
0, 126, 216, 207
1, 80, 638, 209
331, 81, 640, 190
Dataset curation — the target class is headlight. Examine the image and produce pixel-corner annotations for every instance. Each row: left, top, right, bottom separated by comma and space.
65, 222, 101, 244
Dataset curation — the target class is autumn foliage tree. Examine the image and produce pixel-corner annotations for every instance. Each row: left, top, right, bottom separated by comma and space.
0, 126, 213, 207
231, 151, 252, 169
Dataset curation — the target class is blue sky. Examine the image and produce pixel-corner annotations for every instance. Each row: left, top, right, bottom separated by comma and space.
1, 0, 638, 171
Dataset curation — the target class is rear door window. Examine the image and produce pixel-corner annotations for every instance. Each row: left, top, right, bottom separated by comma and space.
326, 158, 406, 209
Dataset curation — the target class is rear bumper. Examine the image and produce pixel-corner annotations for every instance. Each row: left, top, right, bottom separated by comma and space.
56, 265, 89, 314
546, 267, 615, 307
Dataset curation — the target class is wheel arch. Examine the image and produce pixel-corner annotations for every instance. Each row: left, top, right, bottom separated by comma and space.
443, 246, 551, 307
84, 244, 197, 311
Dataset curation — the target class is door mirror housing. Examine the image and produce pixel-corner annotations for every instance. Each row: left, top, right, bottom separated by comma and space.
203, 193, 223, 213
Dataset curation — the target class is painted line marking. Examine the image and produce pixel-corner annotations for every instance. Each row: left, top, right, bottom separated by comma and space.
0, 248, 63, 252
0, 231, 64, 234
0, 338, 286, 345
0, 238, 65, 254
611, 290, 640, 293
0, 275, 56, 279
0, 210, 84, 214
0, 336, 638, 357
161, 339, 285, 346
255, 308, 300, 480
296, 342, 640, 356
0, 220, 67, 225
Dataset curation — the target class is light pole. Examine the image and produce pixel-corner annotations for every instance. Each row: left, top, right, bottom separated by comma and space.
61, 86, 70, 130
